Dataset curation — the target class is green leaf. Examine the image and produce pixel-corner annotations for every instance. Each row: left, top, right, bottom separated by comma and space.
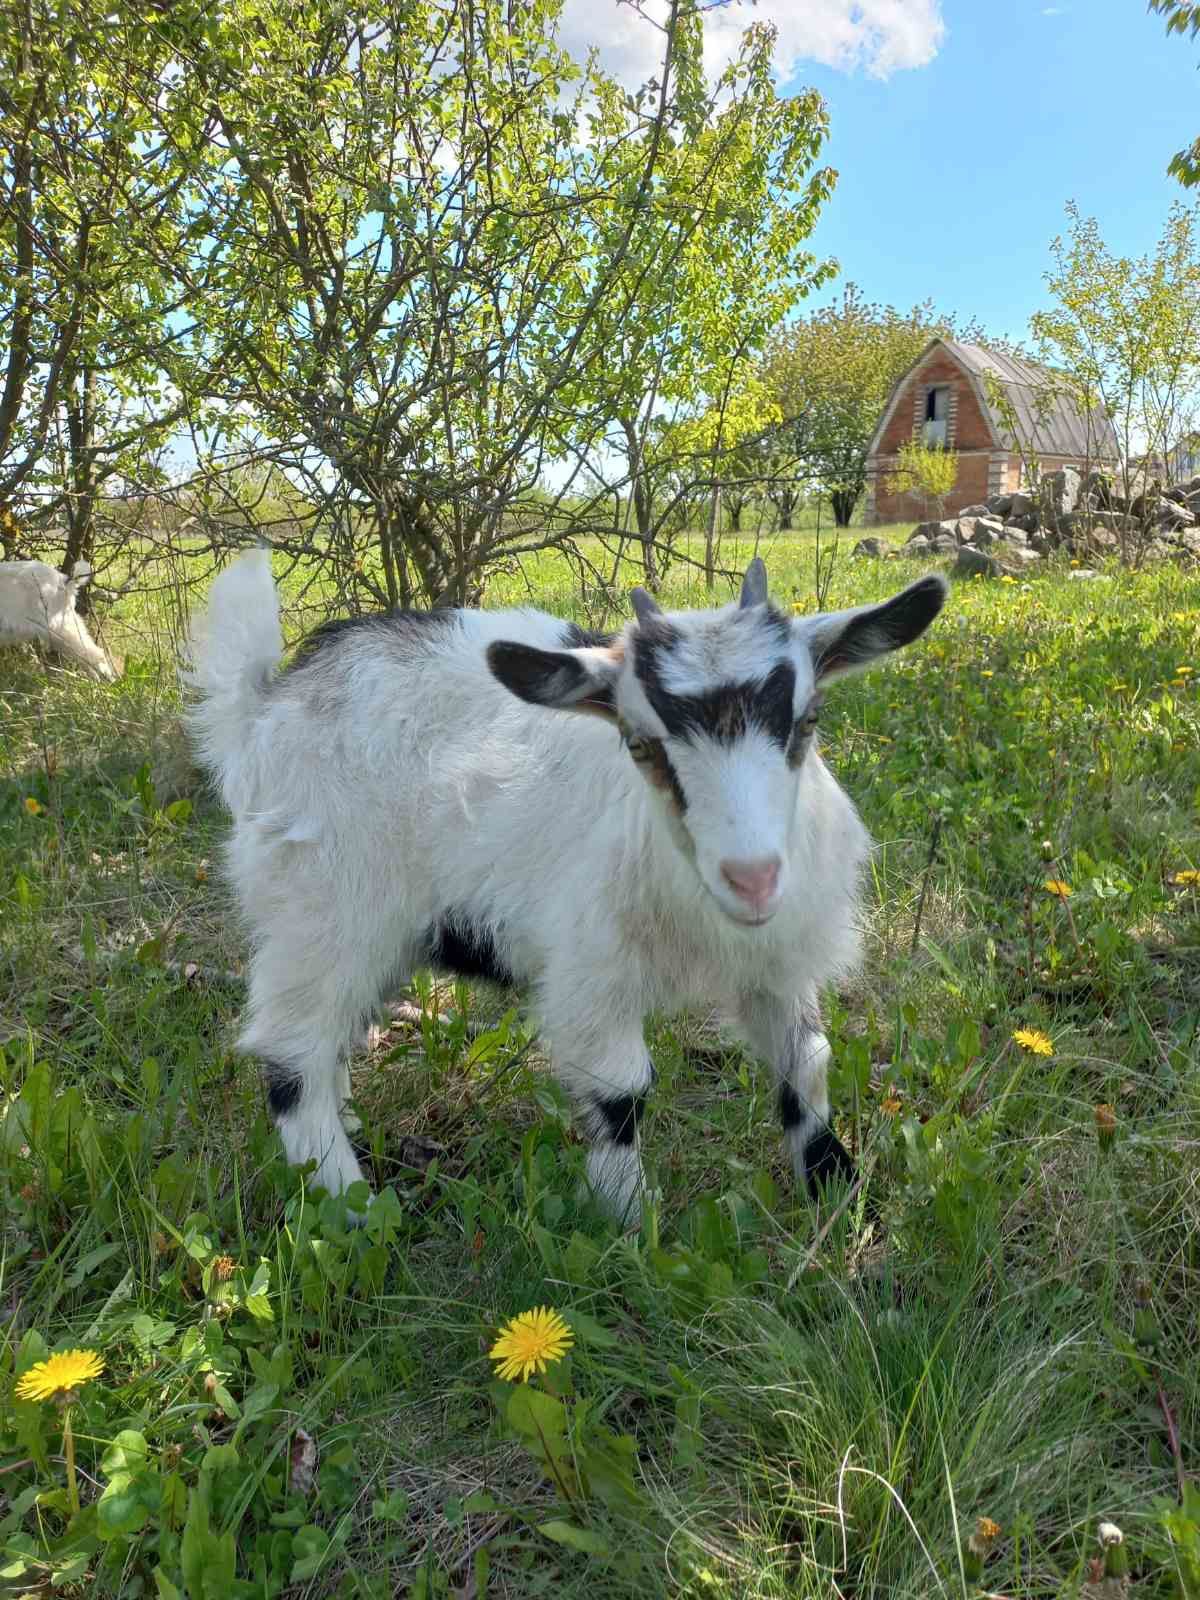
101, 1429, 149, 1476
98, 1466, 161, 1537
538, 1520, 611, 1555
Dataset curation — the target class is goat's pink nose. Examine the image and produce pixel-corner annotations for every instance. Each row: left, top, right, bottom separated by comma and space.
720, 855, 781, 906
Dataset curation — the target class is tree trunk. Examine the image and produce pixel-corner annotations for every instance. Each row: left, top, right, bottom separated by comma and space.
704, 479, 721, 591
62, 363, 97, 613
830, 486, 858, 528
620, 416, 658, 589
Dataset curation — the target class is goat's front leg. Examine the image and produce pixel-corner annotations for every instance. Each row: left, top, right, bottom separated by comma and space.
542, 1007, 653, 1225
737, 991, 855, 1197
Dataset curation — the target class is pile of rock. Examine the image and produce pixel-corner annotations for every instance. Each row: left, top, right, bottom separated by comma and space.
852, 465, 1200, 576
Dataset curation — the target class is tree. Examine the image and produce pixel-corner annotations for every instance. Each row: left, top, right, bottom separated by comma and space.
0, 1, 204, 586
134, 0, 833, 606
762, 286, 984, 527
593, 14, 834, 585
886, 438, 958, 522
1150, 1, 1200, 185
1030, 200, 1200, 553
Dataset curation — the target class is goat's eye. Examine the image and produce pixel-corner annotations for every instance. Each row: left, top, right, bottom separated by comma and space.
626, 735, 654, 763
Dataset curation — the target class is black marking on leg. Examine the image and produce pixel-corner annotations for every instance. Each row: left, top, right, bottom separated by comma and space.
428, 915, 516, 986
593, 1091, 646, 1146
804, 1125, 857, 1194
264, 1061, 303, 1117
778, 1082, 804, 1130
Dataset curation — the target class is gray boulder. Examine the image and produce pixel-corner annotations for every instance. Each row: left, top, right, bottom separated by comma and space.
851, 537, 887, 559
969, 517, 1007, 548
929, 534, 959, 556
1008, 490, 1036, 518
999, 524, 1029, 547
987, 493, 1013, 517
958, 503, 991, 518
955, 544, 1002, 579
1158, 499, 1195, 528
904, 537, 933, 558
1039, 467, 1081, 521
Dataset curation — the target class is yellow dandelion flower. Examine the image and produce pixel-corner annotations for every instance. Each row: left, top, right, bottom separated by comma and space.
1043, 878, 1072, 898
791, 600, 805, 616
1013, 1027, 1053, 1056
1176, 665, 1193, 675
15, 1348, 104, 1403
489, 1306, 574, 1382
1171, 869, 1200, 887
1168, 678, 1187, 689
999, 575, 1017, 585
24, 796, 44, 816
880, 1092, 902, 1116
980, 669, 994, 678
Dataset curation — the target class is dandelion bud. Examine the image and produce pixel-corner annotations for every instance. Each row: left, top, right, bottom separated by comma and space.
1098, 1521, 1129, 1577
963, 1516, 1000, 1580
1094, 1103, 1117, 1153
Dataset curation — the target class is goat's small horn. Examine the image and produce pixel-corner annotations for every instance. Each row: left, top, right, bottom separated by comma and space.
630, 587, 662, 624
739, 557, 768, 609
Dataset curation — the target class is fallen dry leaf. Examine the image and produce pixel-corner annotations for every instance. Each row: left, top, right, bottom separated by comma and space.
289, 1427, 318, 1497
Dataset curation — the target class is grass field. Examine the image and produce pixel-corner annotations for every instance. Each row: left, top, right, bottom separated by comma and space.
2, 530, 1199, 1598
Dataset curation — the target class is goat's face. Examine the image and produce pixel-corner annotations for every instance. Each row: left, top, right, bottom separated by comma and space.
488, 565, 947, 928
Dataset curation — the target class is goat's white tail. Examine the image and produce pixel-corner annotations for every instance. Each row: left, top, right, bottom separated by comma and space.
184, 550, 282, 806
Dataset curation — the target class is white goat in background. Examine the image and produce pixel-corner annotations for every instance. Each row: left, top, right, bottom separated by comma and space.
0, 559, 120, 681
187, 551, 946, 1219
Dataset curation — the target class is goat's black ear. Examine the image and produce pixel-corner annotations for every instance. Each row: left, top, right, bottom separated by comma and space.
486, 640, 621, 720
801, 575, 948, 683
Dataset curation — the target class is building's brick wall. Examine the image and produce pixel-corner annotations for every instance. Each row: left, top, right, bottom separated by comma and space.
876, 352, 995, 456
870, 449, 994, 524
865, 345, 1113, 525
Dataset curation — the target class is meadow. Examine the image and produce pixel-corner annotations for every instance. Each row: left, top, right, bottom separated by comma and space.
1, 529, 1198, 1598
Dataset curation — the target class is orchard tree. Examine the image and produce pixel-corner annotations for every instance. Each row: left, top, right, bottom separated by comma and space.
886, 438, 958, 522
1150, 1, 1200, 185
762, 285, 983, 527
140, 0, 834, 606
1031, 200, 1200, 550
0, 1, 203, 580
581, 13, 834, 587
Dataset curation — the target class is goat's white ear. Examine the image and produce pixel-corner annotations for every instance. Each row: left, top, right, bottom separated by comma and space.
486, 640, 621, 719
69, 559, 94, 589
801, 575, 948, 684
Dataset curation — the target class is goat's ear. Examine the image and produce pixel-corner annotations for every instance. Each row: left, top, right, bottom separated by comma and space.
487, 640, 621, 720
68, 560, 93, 590
801, 575, 948, 684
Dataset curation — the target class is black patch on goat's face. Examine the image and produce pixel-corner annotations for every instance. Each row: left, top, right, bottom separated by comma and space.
632, 620, 798, 752
427, 917, 516, 987
265, 1061, 303, 1117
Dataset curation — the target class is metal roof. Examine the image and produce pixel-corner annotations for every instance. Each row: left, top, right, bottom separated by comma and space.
946, 341, 1120, 461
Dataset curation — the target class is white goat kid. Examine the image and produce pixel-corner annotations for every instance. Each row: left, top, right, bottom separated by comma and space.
0, 559, 119, 681
186, 552, 946, 1218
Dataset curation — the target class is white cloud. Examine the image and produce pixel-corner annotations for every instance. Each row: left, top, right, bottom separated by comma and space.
1041, 6, 1066, 14
557, 0, 946, 88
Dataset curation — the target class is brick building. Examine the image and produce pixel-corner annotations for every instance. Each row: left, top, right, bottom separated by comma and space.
864, 339, 1119, 525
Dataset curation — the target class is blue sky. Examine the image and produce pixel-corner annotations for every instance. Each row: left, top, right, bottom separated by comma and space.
788, 1, 1200, 338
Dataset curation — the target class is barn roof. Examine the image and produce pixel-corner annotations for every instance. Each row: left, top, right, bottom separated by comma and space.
944, 341, 1120, 460
868, 338, 1120, 462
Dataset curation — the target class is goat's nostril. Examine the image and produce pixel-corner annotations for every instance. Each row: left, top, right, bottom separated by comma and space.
720, 856, 781, 904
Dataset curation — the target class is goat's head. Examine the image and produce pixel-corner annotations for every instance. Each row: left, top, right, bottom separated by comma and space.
488, 563, 947, 927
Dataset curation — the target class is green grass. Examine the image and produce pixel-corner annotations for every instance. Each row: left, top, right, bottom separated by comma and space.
2, 535, 1199, 1598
